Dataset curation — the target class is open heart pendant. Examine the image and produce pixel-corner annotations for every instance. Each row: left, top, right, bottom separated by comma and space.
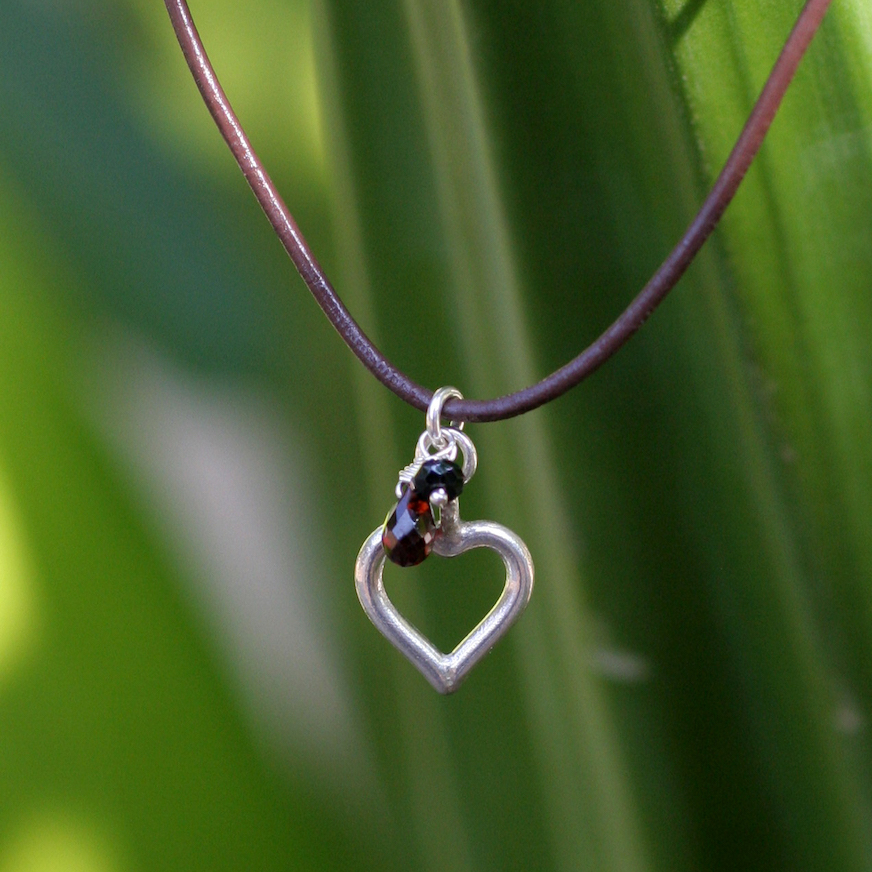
354, 388, 534, 693
355, 501, 533, 693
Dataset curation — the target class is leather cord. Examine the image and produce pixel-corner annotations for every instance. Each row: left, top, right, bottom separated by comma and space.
164, 0, 833, 422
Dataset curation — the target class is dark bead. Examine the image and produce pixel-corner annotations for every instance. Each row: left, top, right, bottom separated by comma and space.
413, 458, 464, 501
382, 486, 437, 567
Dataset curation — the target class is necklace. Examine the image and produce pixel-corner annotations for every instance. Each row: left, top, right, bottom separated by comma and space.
162, 0, 832, 691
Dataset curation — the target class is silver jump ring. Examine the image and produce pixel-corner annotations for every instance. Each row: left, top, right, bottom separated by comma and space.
414, 426, 477, 484
426, 386, 464, 448
415, 430, 458, 463
446, 428, 477, 483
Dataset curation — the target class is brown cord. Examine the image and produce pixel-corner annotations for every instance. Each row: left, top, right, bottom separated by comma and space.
163, 0, 833, 422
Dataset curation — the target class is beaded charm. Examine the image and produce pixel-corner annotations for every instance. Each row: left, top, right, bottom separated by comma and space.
355, 387, 534, 693
382, 458, 464, 567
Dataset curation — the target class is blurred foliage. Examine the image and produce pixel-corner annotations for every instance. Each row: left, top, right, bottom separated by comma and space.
0, 0, 871, 870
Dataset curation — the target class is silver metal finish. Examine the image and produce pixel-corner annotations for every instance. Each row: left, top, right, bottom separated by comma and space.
425, 386, 464, 448
355, 499, 534, 694
429, 487, 449, 509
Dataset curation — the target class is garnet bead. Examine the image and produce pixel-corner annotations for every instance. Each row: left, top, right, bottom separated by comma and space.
382, 459, 466, 567
382, 486, 437, 567
413, 458, 464, 501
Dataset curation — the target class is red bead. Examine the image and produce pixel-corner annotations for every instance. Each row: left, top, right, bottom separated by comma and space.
382, 486, 437, 567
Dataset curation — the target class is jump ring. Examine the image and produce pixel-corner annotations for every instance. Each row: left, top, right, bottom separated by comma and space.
426, 386, 464, 447
414, 426, 477, 484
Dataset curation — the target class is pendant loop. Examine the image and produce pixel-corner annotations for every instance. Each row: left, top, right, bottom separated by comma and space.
426, 386, 464, 449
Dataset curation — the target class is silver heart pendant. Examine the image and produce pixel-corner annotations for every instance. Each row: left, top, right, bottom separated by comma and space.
354, 387, 534, 693
355, 500, 534, 693
354, 500, 533, 693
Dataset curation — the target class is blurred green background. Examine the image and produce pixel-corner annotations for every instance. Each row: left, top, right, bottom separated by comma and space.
1, 0, 871, 869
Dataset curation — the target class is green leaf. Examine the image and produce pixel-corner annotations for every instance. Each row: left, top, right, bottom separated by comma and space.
315, 0, 872, 870
1, 0, 871, 870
